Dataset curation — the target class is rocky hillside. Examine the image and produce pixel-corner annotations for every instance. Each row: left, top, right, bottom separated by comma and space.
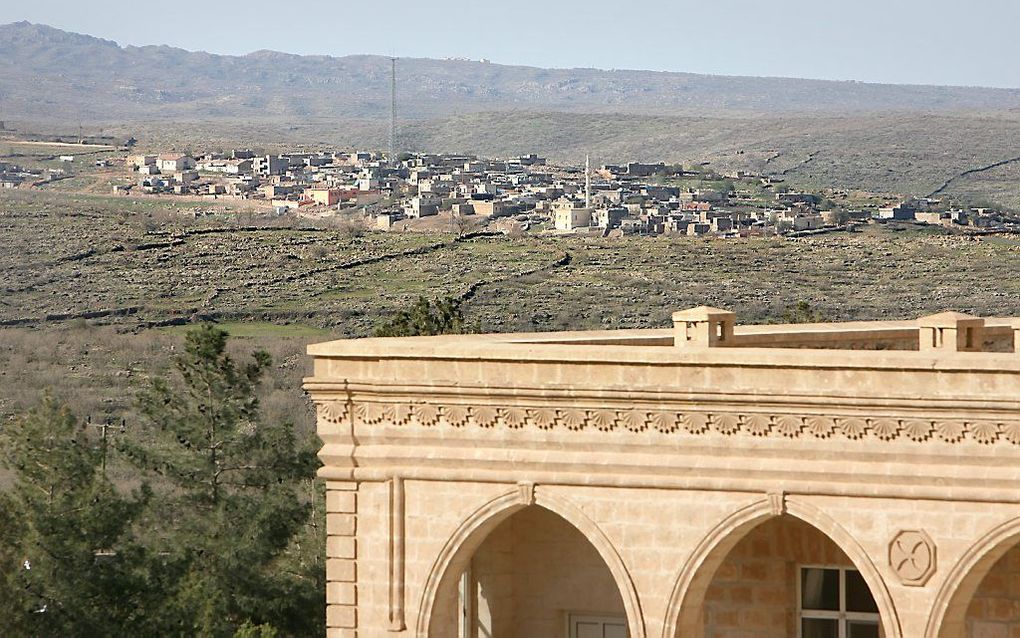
3, 21, 1020, 123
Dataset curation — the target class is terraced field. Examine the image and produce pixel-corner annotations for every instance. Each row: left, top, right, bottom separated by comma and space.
4, 188, 1020, 435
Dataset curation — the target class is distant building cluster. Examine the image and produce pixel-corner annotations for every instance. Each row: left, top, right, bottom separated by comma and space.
0, 160, 40, 188
112, 148, 1020, 236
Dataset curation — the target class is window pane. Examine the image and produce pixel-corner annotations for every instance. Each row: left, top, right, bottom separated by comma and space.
848, 620, 880, 638
846, 570, 879, 613
801, 568, 840, 611
802, 617, 839, 638
604, 623, 628, 638
575, 622, 601, 638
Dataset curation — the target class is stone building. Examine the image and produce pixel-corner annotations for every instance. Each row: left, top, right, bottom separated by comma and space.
304, 307, 1020, 638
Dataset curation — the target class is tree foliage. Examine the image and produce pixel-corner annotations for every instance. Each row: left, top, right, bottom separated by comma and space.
124, 324, 322, 636
374, 295, 471, 337
830, 209, 852, 226
0, 398, 152, 637
782, 300, 826, 324
0, 326, 326, 636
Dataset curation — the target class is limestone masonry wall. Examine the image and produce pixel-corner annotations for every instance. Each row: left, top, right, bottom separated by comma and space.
306, 311, 1020, 638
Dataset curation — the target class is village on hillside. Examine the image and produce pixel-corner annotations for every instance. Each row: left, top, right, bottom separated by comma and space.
3, 139, 1019, 236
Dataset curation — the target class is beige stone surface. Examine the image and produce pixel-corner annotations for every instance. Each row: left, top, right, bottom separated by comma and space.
305, 309, 1020, 637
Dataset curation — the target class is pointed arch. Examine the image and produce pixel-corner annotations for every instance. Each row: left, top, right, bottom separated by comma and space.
660, 496, 902, 638
415, 485, 646, 638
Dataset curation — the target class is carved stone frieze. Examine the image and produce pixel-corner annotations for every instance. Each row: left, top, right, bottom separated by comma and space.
324, 400, 1019, 446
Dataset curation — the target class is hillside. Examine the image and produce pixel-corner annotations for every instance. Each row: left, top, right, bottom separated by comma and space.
6, 22, 1020, 207
4, 21, 1020, 123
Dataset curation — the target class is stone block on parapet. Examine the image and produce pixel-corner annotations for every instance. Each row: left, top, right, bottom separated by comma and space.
918, 311, 985, 353
672, 305, 736, 349
1010, 318, 1020, 354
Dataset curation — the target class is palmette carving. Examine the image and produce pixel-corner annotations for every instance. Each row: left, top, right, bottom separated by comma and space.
870, 418, 900, 441
806, 416, 836, 439
651, 410, 680, 434
588, 409, 617, 431
838, 417, 867, 440
559, 408, 587, 431
470, 405, 498, 428
935, 420, 965, 443
332, 400, 1019, 445
970, 421, 1000, 444
742, 414, 771, 437
619, 409, 648, 433
316, 400, 348, 425
528, 407, 558, 430
775, 415, 803, 438
441, 405, 470, 427
902, 419, 933, 442
710, 413, 740, 435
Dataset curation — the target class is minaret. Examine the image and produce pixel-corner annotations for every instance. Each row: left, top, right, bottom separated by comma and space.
585, 154, 591, 209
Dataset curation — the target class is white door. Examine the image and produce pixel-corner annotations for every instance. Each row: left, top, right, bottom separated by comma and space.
570, 614, 628, 638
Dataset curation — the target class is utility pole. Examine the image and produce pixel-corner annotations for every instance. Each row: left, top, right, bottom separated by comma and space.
88, 415, 126, 473
390, 57, 397, 166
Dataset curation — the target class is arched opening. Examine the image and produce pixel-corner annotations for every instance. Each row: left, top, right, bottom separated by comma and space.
700, 516, 882, 637
961, 544, 1020, 635
421, 493, 642, 638
665, 500, 900, 638
926, 520, 1020, 638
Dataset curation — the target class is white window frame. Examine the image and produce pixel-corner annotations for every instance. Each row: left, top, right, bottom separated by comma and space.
567, 613, 628, 638
797, 565, 881, 638
458, 567, 473, 638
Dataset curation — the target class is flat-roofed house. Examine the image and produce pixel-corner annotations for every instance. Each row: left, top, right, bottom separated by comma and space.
156, 154, 196, 173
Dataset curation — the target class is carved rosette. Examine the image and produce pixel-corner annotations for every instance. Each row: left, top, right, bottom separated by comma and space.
339, 400, 1019, 445
889, 530, 937, 586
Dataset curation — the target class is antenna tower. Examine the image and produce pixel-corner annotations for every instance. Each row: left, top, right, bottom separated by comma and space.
390, 57, 397, 165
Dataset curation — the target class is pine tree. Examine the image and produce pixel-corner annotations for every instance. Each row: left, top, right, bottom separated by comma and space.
0, 398, 151, 637
124, 324, 320, 636
374, 295, 470, 336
